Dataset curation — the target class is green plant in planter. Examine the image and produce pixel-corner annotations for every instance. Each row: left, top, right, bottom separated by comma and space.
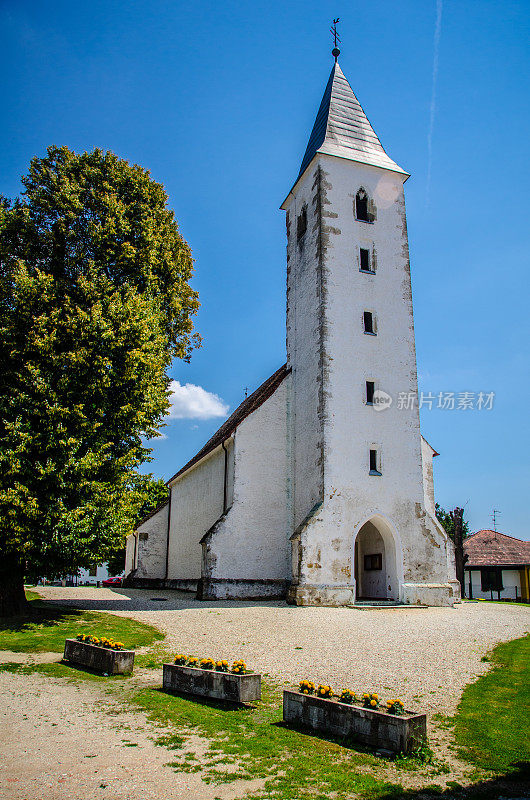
316, 684, 334, 699
386, 698, 405, 715
200, 657, 215, 670
298, 679, 315, 695
76, 634, 125, 650
215, 660, 229, 672
339, 688, 357, 704
362, 692, 379, 709
173, 654, 187, 665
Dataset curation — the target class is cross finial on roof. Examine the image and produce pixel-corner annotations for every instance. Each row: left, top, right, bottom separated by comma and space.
330, 18, 341, 61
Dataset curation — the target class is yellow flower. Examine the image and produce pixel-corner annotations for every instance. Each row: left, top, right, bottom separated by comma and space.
370, 699, 377, 707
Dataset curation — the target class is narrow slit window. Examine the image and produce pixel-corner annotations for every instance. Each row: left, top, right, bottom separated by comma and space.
297, 206, 307, 242
369, 449, 381, 475
356, 189, 369, 221
363, 311, 374, 334
366, 381, 375, 404
359, 248, 371, 272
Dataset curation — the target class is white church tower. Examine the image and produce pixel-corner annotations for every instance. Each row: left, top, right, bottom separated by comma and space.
282, 55, 460, 606
126, 45, 459, 608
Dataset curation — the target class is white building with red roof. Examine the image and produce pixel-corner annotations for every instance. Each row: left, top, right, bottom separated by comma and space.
464, 530, 530, 601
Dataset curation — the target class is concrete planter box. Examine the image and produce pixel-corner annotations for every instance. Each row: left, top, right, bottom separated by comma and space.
63, 639, 135, 674
283, 690, 427, 754
163, 663, 261, 703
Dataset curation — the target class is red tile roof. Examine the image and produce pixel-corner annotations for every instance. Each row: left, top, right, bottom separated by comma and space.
464, 530, 530, 568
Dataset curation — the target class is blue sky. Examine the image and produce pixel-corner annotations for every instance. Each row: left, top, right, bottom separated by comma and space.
2, 1, 529, 538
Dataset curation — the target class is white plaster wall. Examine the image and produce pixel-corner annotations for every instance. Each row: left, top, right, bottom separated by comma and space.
468, 568, 522, 600
167, 449, 225, 580
284, 154, 457, 605
285, 168, 325, 530
134, 503, 169, 580
125, 534, 136, 574
208, 377, 289, 581
421, 437, 437, 519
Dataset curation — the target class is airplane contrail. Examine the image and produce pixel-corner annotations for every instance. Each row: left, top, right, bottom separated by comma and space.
426, 0, 443, 206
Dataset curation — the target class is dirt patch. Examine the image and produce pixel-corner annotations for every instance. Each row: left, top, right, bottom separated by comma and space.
0, 669, 264, 800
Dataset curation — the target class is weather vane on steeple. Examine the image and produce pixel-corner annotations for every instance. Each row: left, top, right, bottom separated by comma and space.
330, 18, 341, 61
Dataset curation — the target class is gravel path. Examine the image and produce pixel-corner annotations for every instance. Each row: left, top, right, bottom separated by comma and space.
0, 668, 263, 800
37, 586, 530, 715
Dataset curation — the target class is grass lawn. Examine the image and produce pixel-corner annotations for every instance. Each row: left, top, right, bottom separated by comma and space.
132, 681, 413, 800
2, 591, 528, 799
454, 633, 530, 774
128, 635, 530, 799
462, 599, 530, 608
0, 589, 163, 653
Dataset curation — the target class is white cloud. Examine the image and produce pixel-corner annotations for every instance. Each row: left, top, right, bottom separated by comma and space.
167, 380, 229, 420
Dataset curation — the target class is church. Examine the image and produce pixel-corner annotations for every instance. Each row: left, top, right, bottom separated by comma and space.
124, 53, 460, 607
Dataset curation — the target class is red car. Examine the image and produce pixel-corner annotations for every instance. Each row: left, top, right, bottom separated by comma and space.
102, 576, 123, 587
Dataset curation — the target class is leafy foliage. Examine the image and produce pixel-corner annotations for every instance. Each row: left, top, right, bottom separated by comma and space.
133, 473, 168, 521
435, 503, 470, 542
0, 146, 198, 592
107, 473, 168, 575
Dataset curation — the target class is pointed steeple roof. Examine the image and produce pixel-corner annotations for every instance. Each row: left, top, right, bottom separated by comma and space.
296, 62, 408, 181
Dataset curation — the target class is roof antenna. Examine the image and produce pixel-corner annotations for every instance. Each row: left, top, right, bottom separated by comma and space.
492, 508, 501, 534
330, 18, 341, 61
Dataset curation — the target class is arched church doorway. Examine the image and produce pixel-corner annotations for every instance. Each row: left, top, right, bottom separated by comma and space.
354, 518, 398, 601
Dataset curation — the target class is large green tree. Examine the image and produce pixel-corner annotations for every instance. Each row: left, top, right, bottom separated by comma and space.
0, 146, 199, 615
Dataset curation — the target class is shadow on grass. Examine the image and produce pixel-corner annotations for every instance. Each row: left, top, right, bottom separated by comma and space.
0, 600, 80, 632
58, 658, 132, 679
155, 686, 258, 711
273, 719, 384, 757
378, 762, 530, 799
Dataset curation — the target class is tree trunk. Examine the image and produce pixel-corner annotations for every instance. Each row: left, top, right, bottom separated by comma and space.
0, 556, 29, 617
453, 507, 466, 599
